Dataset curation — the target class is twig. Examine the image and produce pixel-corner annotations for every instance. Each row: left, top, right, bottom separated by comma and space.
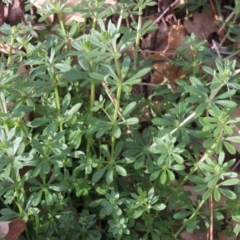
150, 0, 179, 26
101, 80, 131, 133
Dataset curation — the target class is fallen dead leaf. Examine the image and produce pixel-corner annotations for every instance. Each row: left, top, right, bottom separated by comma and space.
184, 11, 219, 41
148, 22, 186, 87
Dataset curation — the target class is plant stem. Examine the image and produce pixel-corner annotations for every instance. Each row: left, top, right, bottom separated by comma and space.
174, 198, 206, 237
53, 73, 63, 132
164, 138, 219, 205
7, 26, 16, 67
111, 51, 123, 161
133, 0, 143, 69
57, 12, 71, 50
92, 0, 99, 29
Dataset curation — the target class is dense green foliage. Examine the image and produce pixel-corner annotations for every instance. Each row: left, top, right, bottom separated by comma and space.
1, 0, 240, 239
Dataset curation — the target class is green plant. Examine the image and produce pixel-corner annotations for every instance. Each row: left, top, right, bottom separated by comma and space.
1, 0, 240, 239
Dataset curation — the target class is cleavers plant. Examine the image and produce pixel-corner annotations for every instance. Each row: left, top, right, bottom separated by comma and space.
0, 0, 240, 239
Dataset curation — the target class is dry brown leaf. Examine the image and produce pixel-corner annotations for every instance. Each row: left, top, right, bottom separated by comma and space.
184, 11, 219, 41
0, 43, 20, 55
8, 0, 25, 26
148, 23, 186, 86
164, 23, 185, 52
218, 230, 236, 240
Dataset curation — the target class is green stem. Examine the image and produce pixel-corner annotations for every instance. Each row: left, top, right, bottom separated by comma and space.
7, 26, 16, 67
53, 73, 63, 132
92, 0, 99, 29
174, 199, 206, 237
133, 0, 143, 69
164, 138, 219, 205
33, 211, 40, 240
111, 53, 123, 161
11, 162, 24, 216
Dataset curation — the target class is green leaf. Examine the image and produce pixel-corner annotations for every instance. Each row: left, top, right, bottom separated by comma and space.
223, 141, 236, 154
226, 136, 240, 143
148, 187, 154, 199
173, 211, 191, 219
215, 100, 237, 108
32, 190, 43, 206
89, 198, 104, 207
219, 178, 240, 186
55, 63, 71, 72
49, 183, 68, 191
202, 66, 214, 75
62, 93, 71, 114
28, 118, 50, 128
213, 189, 221, 202
219, 188, 237, 199
133, 209, 144, 219
123, 102, 137, 116
44, 190, 54, 205
216, 90, 236, 99
66, 103, 82, 116
115, 165, 127, 176
92, 166, 108, 183
106, 167, 114, 184
125, 67, 152, 83
149, 170, 160, 181
202, 188, 213, 200
0, 208, 19, 216
113, 125, 121, 138
152, 203, 166, 211
193, 184, 207, 192
160, 170, 167, 184
233, 215, 240, 222
96, 125, 110, 138
122, 117, 139, 125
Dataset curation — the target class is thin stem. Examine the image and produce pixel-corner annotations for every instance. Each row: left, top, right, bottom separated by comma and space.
92, 0, 99, 29
174, 198, 206, 237
164, 138, 219, 205
7, 26, 16, 67
133, 0, 143, 69
57, 12, 71, 50
111, 51, 123, 161
53, 74, 63, 132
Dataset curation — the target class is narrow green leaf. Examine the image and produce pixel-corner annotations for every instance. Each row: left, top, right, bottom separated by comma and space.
125, 67, 152, 83
92, 166, 108, 183
28, 118, 50, 127
216, 90, 236, 99
202, 66, 214, 75
123, 102, 137, 116
226, 136, 240, 143
152, 203, 166, 211
213, 189, 221, 202
66, 103, 82, 116
149, 170, 160, 181
55, 63, 71, 72
219, 188, 237, 199
219, 178, 240, 186
173, 211, 191, 219
106, 167, 114, 185
215, 100, 237, 108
